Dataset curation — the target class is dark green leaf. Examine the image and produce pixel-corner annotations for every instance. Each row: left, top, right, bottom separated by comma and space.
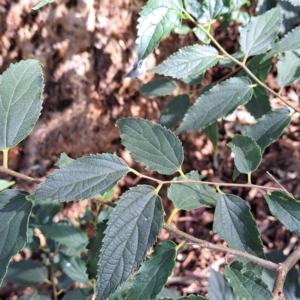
156, 288, 181, 299
25, 227, 40, 252
108, 280, 132, 300
31, 199, 62, 225
158, 94, 190, 129
18, 291, 51, 300
256, 0, 277, 14
0, 190, 32, 285
148, 45, 219, 80
225, 261, 272, 300
0, 179, 14, 191
213, 194, 265, 274
140, 78, 177, 97
126, 240, 177, 300
61, 288, 94, 300
31, 153, 129, 202
0, 60, 44, 150
97, 206, 113, 223
181, 72, 204, 85
38, 222, 88, 252
55, 152, 74, 167
229, 135, 262, 174
208, 268, 236, 300
277, 0, 300, 34
86, 221, 107, 279
244, 108, 291, 152
5, 260, 48, 286
117, 118, 183, 175
96, 185, 164, 300
168, 171, 219, 210
57, 272, 74, 290
264, 191, 300, 235
136, 0, 182, 59
203, 0, 228, 19
285, 0, 300, 5
176, 77, 253, 133
76, 205, 94, 223
32, 0, 55, 10
277, 51, 300, 86
219, 52, 244, 69
171, 296, 209, 300
203, 121, 218, 151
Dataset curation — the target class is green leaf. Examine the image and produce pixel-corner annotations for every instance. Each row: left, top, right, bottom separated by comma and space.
140, 78, 177, 97
55, 152, 74, 167
117, 118, 183, 175
181, 72, 204, 85
285, 0, 300, 5
176, 77, 253, 133
99, 186, 116, 200
193, 26, 211, 44
264, 191, 300, 235
148, 45, 219, 80
203, 121, 218, 151
203, 0, 228, 19
225, 261, 272, 300
26, 227, 40, 252
244, 108, 291, 152
18, 291, 51, 300
126, 240, 177, 300
38, 222, 88, 252
168, 171, 219, 210
97, 206, 113, 223
184, 0, 208, 23
0, 60, 44, 151
96, 185, 164, 300
0, 179, 15, 191
262, 25, 300, 61
136, 0, 182, 59
171, 296, 209, 300
208, 268, 236, 300
174, 24, 191, 34
228, 135, 262, 174
0, 190, 32, 286
158, 94, 190, 129
32, 0, 55, 10
61, 288, 94, 300
108, 280, 132, 300
31, 199, 62, 225
277, 51, 300, 86
5, 260, 48, 286
59, 253, 90, 284
57, 272, 74, 290
30, 153, 129, 202
239, 7, 282, 56
213, 194, 265, 274
156, 288, 181, 299
86, 221, 107, 280
219, 51, 244, 69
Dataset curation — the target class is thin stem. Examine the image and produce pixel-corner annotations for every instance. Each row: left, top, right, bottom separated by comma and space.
248, 172, 252, 184
129, 167, 141, 177
242, 55, 248, 65
278, 86, 284, 95
155, 183, 163, 194
178, 167, 186, 179
167, 207, 180, 224
2, 149, 9, 168
216, 186, 224, 194
176, 239, 186, 250
0, 166, 42, 184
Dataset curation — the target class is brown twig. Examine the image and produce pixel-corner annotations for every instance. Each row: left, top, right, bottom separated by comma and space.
0, 166, 42, 184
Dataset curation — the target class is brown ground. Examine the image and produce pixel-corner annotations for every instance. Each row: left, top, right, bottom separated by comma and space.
0, 0, 300, 299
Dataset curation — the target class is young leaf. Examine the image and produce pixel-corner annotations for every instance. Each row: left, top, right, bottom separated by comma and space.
193, 26, 211, 44
37, 222, 89, 252
203, 121, 218, 151
0, 190, 32, 285
208, 268, 236, 300
96, 185, 164, 300
117, 118, 183, 175
125, 240, 177, 300
0, 179, 15, 192
55, 152, 74, 167
228, 135, 262, 174
86, 221, 107, 279
158, 94, 190, 129
61, 288, 94, 300
225, 261, 272, 300
174, 25, 191, 34
244, 108, 291, 152
239, 7, 282, 56
176, 77, 253, 133
148, 45, 219, 80
167, 170, 219, 210
136, 0, 182, 59
30, 153, 129, 202
140, 78, 177, 97
32, 0, 55, 10
277, 51, 300, 86
0, 60, 44, 151
262, 25, 300, 61
264, 191, 300, 235
5, 260, 48, 286
213, 194, 265, 274
18, 291, 51, 300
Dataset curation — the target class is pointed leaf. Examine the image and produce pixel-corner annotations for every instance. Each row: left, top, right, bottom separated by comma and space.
239, 7, 282, 56
148, 45, 219, 80
263, 25, 300, 61
225, 261, 272, 300
244, 108, 291, 152
108, 280, 132, 300
0, 60, 44, 150
18, 291, 51, 300
32, 0, 55, 10
86, 221, 107, 279
0, 179, 14, 192
264, 191, 300, 235
277, 50, 300, 86
61, 288, 94, 300
136, 0, 182, 59
30, 153, 129, 202
5, 260, 48, 286
126, 240, 177, 300
176, 77, 253, 133
117, 118, 183, 175
55, 152, 74, 167
203, 121, 218, 151
0, 190, 32, 285
213, 194, 265, 274
140, 78, 177, 97
278, 0, 300, 34
96, 185, 164, 300
168, 170, 219, 210
38, 222, 88, 252
229, 135, 262, 174
158, 94, 190, 129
